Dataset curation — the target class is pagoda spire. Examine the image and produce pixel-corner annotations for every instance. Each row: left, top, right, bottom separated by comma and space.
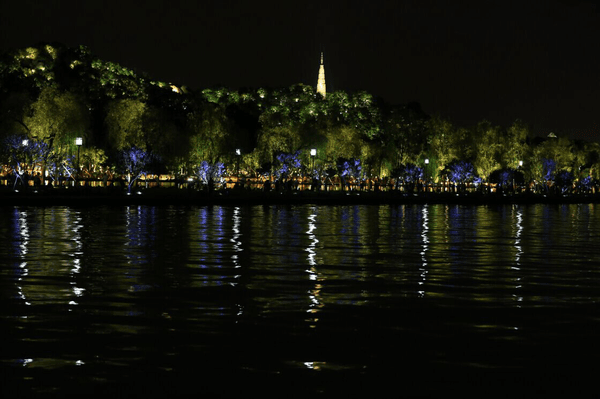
317, 52, 326, 98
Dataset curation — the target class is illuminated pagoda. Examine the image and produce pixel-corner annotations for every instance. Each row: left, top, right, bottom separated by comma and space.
317, 52, 326, 98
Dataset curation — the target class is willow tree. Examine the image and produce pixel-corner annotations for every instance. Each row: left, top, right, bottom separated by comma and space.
502, 120, 530, 169
186, 101, 231, 166
104, 98, 146, 150
142, 105, 185, 173
255, 112, 304, 168
24, 86, 90, 173
426, 116, 465, 181
323, 122, 365, 165
473, 120, 502, 181
381, 104, 427, 170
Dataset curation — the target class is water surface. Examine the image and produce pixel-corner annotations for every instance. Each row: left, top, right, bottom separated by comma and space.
1, 204, 599, 397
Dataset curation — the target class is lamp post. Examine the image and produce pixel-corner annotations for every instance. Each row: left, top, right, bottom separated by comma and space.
517, 160, 523, 193
75, 137, 83, 184
310, 149, 317, 191
235, 148, 241, 182
424, 158, 429, 193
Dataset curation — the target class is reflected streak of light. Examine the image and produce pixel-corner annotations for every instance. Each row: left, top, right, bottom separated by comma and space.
305, 208, 322, 324
18, 210, 29, 256
512, 206, 524, 306
16, 210, 31, 305
418, 205, 429, 297
231, 207, 243, 287
513, 206, 523, 268
70, 210, 84, 303
305, 211, 319, 268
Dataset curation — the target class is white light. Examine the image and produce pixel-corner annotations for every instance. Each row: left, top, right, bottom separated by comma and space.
519, 160, 523, 167
75, 137, 83, 146
425, 158, 429, 164
22, 139, 29, 146
310, 149, 317, 157
235, 149, 241, 156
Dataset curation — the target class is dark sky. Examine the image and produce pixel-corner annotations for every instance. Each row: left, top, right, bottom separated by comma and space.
1, 0, 600, 141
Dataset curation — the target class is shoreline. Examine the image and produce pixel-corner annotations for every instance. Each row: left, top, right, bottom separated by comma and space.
2, 187, 599, 206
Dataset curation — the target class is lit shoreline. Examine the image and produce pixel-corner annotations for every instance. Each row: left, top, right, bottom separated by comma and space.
2, 187, 598, 206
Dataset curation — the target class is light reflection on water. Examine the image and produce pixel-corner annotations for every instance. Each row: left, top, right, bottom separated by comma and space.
1, 203, 600, 396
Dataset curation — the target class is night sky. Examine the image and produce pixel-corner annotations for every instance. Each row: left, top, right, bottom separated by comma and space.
1, 0, 600, 142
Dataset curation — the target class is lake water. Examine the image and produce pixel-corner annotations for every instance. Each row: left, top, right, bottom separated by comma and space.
1, 203, 599, 397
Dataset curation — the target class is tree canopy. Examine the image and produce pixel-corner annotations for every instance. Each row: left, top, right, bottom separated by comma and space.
1, 43, 599, 192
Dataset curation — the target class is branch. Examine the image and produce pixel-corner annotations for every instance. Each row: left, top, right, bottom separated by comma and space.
13, 118, 30, 134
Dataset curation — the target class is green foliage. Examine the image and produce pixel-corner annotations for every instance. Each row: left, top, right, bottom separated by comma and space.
104, 98, 146, 150
25, 86, 90, 161
2, 42, 600, 188
473, 120, 502, 181
186, 102, 231, 165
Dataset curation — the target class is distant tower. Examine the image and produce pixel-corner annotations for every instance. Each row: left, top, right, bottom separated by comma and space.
316, 52, 326, 98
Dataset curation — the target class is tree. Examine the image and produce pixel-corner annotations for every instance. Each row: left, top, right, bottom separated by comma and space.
473, 120, 503, 182
1, 135, 48, 188
24, 86, 90, 174
274, 151, 302, 182
391, 163, 423, 192
186, 101, 231, 166
336, 157, 363, 190
502, 120, 530, 169
426, 116, 464, 181
119, 146, 155, 193
195, 161, 225, 191
79, 147, 108, 177
443, 160, 477, 192
104, 98, 146, 150
323, 122, 364, 165
382, 104, 427, 169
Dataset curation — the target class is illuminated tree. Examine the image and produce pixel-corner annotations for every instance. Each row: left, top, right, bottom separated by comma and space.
79, 147, 108, 177
187, 101, 231, 165
426, 116, 464, 180
555, 170, 574, 194
255, 117, 303, 166
473, 121, 502, 182
119, 146, 155, 193
1, 135, 47, 188
323, 122, 364, 165
381, 104, 427, 169
502, 120, 530, 169
443, 160, 477, 192
24, 86, 90, 172
391, 163, 423, 192
195, 161, 225, 191
104, 98, 146, 150
274, 151, 302, 182
336, 157, 363, 190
